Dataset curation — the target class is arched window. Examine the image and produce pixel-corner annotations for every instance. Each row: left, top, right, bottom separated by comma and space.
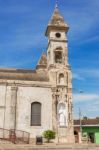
31, 102, 41, 126
59, 74, 64, 85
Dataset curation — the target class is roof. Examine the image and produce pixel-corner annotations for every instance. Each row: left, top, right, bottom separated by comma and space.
50, 7, 68, 27
0, 68, 49, 82
74, 119, 99, 126
45, 7, 69, 36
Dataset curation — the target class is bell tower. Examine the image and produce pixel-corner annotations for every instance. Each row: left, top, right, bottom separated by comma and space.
45, 5, 69, 68
45, 4, 74, 143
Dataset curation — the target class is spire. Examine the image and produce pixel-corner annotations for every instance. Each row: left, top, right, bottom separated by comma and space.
36, 52, 47, 69
50, 7, 65, 26
45, 2, 69, 36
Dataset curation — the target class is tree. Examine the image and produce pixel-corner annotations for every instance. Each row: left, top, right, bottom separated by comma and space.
83, 116, 88, 120
96, 117, 99, 119
43, 130, 55, 143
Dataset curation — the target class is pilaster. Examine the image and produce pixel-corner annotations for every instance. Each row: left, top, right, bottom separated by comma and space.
10, 86, 18, 130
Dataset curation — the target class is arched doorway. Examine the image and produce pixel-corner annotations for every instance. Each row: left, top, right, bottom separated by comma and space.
74, 130, 79, 143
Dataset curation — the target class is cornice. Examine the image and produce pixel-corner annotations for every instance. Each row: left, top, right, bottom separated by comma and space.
0, 80, 52, 88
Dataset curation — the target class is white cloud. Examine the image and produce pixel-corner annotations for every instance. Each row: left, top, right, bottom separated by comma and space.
73, 73, 85, 80
84, 69, 99, 78
78, 35, 99, 45
73, 93, 99, 102
73, 94, 99, 118
0, 28, 46, 52
0, 55, 38, 69
75, 69, 99, 78
0, 5, 30, 14
63, 0, 99, 42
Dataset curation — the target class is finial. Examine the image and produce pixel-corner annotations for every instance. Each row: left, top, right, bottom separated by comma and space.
55, 0, 58, 9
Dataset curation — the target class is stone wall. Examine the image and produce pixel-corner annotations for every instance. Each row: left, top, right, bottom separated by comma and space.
0, 80, 52, 139
16, 86, 52, 138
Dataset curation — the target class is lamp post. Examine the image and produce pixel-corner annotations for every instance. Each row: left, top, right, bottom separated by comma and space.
73, 89, 83, 143
79, 107, 82, 143
78, 91, 83, 135
78, 91, 84, 143
79, 108, 82, 131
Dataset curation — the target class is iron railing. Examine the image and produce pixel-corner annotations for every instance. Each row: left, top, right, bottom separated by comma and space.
0, 128, 30, 144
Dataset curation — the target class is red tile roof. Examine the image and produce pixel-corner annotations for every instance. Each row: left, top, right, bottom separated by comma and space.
74, 119, 99, 126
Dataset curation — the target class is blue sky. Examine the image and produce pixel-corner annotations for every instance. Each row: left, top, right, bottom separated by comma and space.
0, 0, 99, 119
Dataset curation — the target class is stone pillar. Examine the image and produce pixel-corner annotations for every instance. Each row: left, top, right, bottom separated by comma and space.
67, 97, 75, 143
52, 93, 57, 132
79, 132, 82, 143
10, 86, 18, 130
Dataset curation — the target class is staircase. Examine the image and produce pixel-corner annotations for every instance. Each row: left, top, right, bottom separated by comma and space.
0, 144, 99, 150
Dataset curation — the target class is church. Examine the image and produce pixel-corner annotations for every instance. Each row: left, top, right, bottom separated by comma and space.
0, 4, 74, 143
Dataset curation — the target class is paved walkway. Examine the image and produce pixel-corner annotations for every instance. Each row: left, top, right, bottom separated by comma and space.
0, 144, 99, 150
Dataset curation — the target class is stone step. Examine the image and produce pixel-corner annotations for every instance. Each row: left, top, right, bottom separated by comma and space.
0, 139, 12, 144
0, 144, 99, 150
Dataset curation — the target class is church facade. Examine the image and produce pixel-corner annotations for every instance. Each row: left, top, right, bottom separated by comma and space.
0, 6, 74, 143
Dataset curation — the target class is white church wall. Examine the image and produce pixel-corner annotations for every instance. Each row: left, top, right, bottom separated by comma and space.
0, 85, 12, 129
49, 31, 67, 41
16, 86, 52, 138
4, 86, 12, 129
0, 85, 7, 128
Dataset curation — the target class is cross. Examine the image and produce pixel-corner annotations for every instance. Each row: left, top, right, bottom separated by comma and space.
55, 0, 58, 8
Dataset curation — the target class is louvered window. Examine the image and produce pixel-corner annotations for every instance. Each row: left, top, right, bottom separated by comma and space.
31, 102, 41, 126
55, 51, 62, 63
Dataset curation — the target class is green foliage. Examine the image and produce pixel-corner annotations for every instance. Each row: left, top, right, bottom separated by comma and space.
43, 130, 55, 143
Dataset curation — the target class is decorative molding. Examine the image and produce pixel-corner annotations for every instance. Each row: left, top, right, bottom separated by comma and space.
11, 86, 18, 91
0, 80, 51, 88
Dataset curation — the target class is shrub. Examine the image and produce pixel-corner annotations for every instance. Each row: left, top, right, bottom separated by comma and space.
43, 130, 55, 143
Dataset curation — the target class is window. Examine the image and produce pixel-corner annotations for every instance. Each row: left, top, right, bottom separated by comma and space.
31, 102, 41, 126
55, 51, 62, 63
55, 33, 61, 38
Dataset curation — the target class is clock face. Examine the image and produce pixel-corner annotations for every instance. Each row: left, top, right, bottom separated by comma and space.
55, 33, 61, 38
